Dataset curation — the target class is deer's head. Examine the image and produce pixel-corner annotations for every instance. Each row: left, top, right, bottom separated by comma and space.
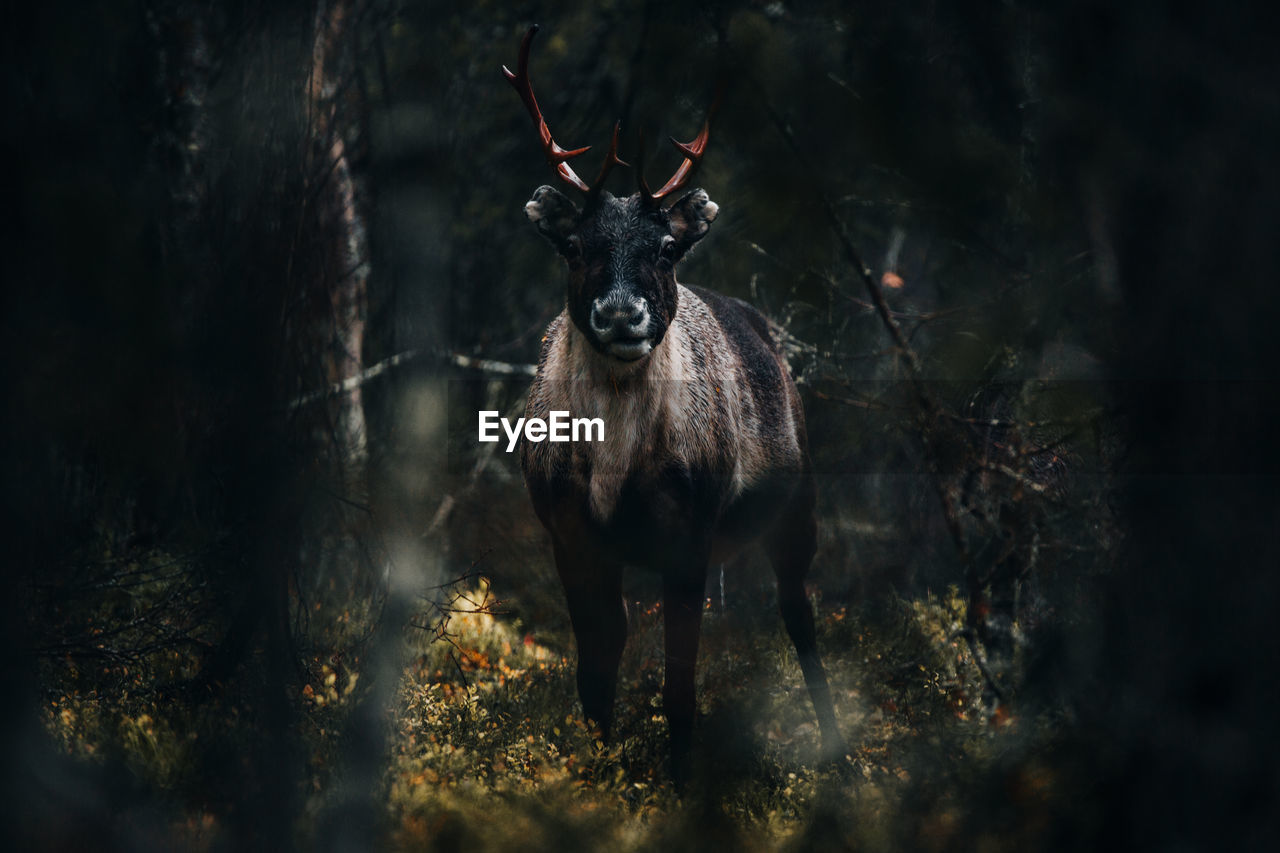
505, 26, 719, 362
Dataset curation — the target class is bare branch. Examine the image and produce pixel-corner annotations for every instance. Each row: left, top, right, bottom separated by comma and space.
288, 350, 537, 411
447, 353, 537, 378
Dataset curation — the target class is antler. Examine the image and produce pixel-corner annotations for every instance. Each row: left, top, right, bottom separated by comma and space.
503, 25, 627, 197
638, 118, 711, 204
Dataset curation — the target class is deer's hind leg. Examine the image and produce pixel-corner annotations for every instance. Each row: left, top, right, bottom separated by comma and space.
764, 476, 846, 759
661, 553, 710, 789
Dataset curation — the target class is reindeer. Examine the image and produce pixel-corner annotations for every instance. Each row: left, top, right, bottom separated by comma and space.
504, 26, 845, 783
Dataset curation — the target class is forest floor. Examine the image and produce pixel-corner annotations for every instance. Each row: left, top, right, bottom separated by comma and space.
36, 496, 1066, 851
378, 580, 1005, 852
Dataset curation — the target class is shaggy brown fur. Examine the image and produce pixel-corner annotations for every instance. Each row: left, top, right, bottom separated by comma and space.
518, 186, 844, 784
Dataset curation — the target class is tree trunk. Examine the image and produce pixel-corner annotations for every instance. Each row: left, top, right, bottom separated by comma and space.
309, 0, 371, 494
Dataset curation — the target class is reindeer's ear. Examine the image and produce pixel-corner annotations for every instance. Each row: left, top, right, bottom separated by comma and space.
666, 188, 719, 258
525, 185, 580, 254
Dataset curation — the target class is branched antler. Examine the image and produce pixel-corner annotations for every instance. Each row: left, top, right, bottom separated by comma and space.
638, 119, 711, 203
502, 25, 627, 197
504, 25, 716, 205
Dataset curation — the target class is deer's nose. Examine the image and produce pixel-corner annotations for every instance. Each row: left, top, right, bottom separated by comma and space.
590, 298, 649, 342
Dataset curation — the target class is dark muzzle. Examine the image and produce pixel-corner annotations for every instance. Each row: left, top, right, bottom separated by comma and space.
589, 296, 652, 360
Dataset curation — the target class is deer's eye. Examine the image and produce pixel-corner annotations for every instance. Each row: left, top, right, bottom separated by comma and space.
657, 235, 676, 261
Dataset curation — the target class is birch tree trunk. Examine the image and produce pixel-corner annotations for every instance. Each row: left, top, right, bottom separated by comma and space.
308, 0, 370, 494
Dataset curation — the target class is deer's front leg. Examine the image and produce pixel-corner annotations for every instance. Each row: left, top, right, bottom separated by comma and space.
662, 558, 709, 788
553, 537, 627, 741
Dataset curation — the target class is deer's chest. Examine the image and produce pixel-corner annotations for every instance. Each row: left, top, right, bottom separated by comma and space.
567, 383, 708, 522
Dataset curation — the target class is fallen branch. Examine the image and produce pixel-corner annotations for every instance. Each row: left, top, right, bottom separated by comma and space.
288, 350, 536, 410
447, 353, 537, 378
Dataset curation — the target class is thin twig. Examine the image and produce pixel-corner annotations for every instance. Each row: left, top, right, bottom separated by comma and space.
289, 348, 423, 409
760, 96, 975, 572
811, 389, 891, 411
956, 627, 1007, 703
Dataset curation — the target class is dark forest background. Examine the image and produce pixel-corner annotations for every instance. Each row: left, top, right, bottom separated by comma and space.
4, 0, 1279, 850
